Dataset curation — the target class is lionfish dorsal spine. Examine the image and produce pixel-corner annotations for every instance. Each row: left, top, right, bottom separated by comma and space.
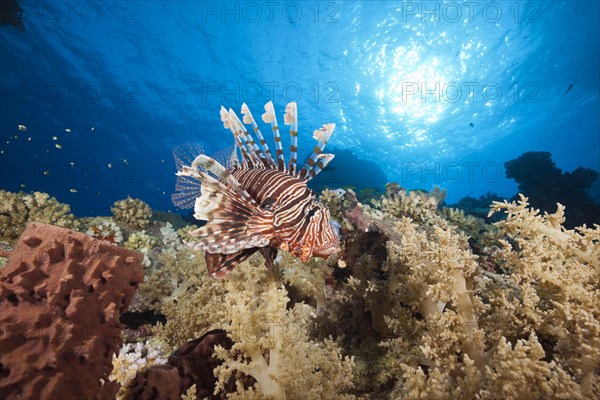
241, 103, 275, 167
306, 153, 335, 182
298, 123, 336, 180
228, 109, 264, 167
262, 101, 286, 171
221, 106, 250, 168
284, 101, 299, 175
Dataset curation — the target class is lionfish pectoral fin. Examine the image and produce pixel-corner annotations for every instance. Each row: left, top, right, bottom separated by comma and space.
206, 248, 259, 278
258, 246, 279, 269
186, 154, 275, 254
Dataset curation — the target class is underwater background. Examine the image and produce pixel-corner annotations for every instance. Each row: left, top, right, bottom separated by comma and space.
1, 0, 598, 220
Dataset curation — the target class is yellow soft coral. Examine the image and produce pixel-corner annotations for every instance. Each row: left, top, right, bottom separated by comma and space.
212, 261, 355, 400
488, 194, 599, 396
151, 248, 227, 349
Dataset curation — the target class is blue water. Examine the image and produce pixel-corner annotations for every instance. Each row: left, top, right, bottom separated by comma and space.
1, 1, 599, 216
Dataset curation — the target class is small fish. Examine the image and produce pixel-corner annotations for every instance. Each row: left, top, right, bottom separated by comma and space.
43, 170, 49, 175
65, 128, 71, 133
52, 136, 58, 140
70, 188, 78, 193
18, 124, 27, 131
55, 144, 62, 149
469, 122, 474, 128
108, 163, 113, 169
91, 127, 95, 131
565, 83, 573, 94
27, 137, 32, 141
174, 102, 340, 278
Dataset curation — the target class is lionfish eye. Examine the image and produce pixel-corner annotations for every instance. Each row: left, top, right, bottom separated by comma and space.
307, 208, 316, 218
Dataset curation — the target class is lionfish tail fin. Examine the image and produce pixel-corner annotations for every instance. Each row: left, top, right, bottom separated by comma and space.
262, 101, 286, 171
205, 248, 258, 278
299, 123, 336, 180
284, 102, 298, 175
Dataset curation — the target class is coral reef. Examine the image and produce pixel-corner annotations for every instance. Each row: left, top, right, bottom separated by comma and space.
0, 185, 596, 399
0, 222, 144, 400
144, 248, 226, 343
0, 190, 76, 241
112, 197, 153, 229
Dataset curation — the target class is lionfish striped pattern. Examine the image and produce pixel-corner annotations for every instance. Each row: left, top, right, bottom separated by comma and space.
173, 101, 339, 278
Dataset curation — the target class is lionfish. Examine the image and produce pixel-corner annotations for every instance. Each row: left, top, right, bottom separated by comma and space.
172, 101, 340, 278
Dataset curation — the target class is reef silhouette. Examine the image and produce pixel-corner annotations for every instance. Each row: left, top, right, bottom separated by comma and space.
308, 147, 388, 194
504, 151, 600, 228
0, 0, 25, 31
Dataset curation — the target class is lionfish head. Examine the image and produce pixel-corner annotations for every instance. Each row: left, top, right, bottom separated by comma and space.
305, 201, 340, 258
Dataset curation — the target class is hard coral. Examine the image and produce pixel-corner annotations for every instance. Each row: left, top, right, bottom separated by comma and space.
0, 222, 144, 400
0, 190, 76, 241
112, 196, 153, 229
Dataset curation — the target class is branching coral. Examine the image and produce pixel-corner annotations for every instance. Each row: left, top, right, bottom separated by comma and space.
111, 197, 152, 229
0, 190, 76, 241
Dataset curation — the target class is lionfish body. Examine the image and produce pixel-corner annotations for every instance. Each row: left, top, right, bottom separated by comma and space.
173, 102, 339, 278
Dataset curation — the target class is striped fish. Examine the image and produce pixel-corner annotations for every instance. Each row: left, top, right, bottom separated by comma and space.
172, 101, 340, 278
